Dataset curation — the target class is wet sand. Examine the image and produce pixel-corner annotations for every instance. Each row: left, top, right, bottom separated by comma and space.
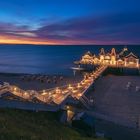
0, 73, 83, 91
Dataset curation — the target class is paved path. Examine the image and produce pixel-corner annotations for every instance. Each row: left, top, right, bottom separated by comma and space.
92, 76, 140, 129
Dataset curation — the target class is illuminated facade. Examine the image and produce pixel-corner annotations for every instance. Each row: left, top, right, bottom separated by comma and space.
78, 47, 139, 68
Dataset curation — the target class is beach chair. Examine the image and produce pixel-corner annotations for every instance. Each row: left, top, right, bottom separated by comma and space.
59, 76, 63, 81
135, 86, 140, 92
125, 82, 131, 90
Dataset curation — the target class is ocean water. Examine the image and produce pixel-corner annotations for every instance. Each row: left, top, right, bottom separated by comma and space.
0, 45, 139, 75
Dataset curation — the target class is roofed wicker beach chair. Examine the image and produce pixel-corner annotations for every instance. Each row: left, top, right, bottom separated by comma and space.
60, 76, 63, 81
135, 86, 140, 92
53, 76, 57, 80
47, 79, 51, 83
53, 79, 57, 84
31, 75, 36, 80
125, 81, 131, 90
20, 76, 25, 80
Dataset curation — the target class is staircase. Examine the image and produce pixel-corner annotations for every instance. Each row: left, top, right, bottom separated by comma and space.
79, 95, 92, 109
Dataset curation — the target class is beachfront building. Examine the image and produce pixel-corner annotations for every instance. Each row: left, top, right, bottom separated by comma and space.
123, 53, 139, 68
81, 51, 94, 64
76, 47, 140, 69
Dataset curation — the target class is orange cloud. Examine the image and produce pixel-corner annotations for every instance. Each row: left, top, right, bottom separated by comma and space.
0, 35, 56, 45
0, 34, 97, 45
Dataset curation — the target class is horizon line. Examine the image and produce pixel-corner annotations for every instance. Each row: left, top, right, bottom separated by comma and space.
0, 43, 139, 46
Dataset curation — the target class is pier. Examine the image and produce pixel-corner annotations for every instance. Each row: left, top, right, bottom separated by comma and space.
75, 47, 140, 71
0, 47, 139, 111
0, 65, 107, 109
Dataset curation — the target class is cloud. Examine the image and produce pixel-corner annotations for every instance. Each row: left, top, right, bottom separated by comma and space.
7, 32, 37, 37
35, 12, 140, 44
0, 22, 30, 32
0, 12, 140, 44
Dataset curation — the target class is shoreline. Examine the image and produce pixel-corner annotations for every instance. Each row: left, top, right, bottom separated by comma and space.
0, 72, 74, 76
0, 72, 83, 91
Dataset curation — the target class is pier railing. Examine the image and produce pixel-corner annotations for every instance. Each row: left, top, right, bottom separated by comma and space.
0, 65, 108, 107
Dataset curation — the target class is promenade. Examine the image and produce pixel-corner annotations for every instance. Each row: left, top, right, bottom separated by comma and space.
0, 65, 107, 108
92, 76, 140, 129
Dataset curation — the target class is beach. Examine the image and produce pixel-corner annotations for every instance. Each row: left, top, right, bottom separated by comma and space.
0, 73, 83, 91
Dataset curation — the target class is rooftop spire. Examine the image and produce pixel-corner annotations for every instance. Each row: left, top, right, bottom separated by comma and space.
123, 46, 128, 51
99, 48, 105, 56
111, 48, 116, 56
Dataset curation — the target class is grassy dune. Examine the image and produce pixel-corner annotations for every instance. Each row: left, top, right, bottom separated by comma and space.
0, 108, 106, 140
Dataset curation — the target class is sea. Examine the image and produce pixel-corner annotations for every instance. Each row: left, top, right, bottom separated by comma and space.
0, 45, 139, 75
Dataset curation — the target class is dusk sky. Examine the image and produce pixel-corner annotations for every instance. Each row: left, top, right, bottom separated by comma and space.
0, 0, 140, 45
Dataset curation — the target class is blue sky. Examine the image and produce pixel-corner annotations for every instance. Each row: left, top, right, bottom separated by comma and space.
0, 0, 139, 44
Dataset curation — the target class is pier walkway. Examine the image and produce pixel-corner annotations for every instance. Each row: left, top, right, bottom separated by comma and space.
0, 65, 107, 108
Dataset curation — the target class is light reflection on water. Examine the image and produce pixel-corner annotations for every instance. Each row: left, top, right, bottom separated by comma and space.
0, 45, 139, 75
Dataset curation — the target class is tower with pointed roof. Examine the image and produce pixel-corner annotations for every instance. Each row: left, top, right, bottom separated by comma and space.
99, 48, 105, 64
110, 48, 117, 65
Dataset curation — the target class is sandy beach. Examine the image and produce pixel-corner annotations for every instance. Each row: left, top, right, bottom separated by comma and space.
0, 73, 83, 91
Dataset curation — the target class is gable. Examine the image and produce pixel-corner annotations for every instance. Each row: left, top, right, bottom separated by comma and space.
125, 52, 138, 59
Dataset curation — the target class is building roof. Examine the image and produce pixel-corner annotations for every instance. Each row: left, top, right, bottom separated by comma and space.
104, 53, 111, 60
119, 47, 131, 59
110, 48, 116, 56
85, 51, 93, 57
99, 48, 105, 56
125, 52, 139, 59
